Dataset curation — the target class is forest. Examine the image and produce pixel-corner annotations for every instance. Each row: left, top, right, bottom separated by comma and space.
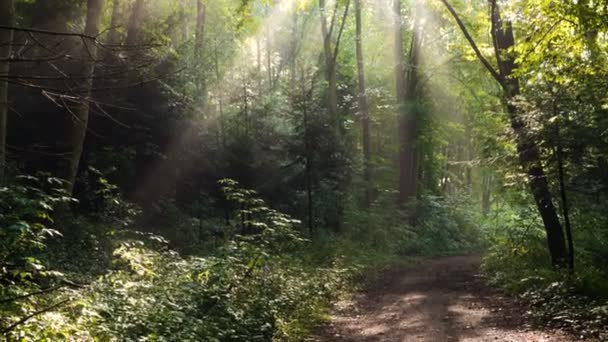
1, 0, 608, 340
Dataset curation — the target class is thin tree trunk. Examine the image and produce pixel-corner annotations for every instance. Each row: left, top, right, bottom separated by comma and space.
266, 26, 273, 88
195, 0, 207, 106
257, 37, 262, 89
320, 0, 350, 137
355, 0, 372, 207
481, 169, 492, 216
319, 0, 351, 231
213, 39, 226, 147
319, 0, 338, 129
555, 118, 574, 271
66, 0, 105, 194
0, 0, 15, 180
303, 74, 314, 236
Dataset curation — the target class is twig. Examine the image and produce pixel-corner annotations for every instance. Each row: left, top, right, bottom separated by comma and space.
1, 299, 71, 336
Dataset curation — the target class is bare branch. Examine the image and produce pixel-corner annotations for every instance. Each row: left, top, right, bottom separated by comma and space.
0, 25, 97, 40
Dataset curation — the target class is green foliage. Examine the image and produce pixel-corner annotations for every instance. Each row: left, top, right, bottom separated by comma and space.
2, 180, 350, 341
0, 175, 74, 339
0, 175, 70, 286
482, 201, 608, 340
408, 194, 484, 255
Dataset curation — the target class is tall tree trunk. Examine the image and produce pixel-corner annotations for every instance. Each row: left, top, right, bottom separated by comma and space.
126, 0, 145, 47
302, 71, 314, 236
125, 0, 147, 202
213, 38, 226, 147
256, 37, 262, 88
355, 0, 372, 207
319, 0, 339, 132
439, 0, 568, 267
395, 0, 421, 205
0, 0, 15, 180
66, 0, 105, 194
108, 0, 122, 47
265, 8, 273, 90
319, 0, 350, 137
490, 2, 567, 267
555, 118, 574, 271
319, 0, 351, 231
195, 0, 207, 107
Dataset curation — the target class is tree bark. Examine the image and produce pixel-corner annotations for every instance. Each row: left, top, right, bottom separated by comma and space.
319, 0, 338, 131
0, 0, 15, 180
439, 0, 568, 266
355, 0, 372, 207
319, 0, 350, 138
490, 3, 567, 267
395, 0, 421, 205
108, 0, 122, 47
319, 0, 351, 231
481, 169, 492, 216
126, 0, 145, 48
195, 0, 207, 106
555, 117, 574, 271
65, 0, 105, 194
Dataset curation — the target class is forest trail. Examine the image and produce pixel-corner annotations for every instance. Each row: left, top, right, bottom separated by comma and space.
315, 256, 574, 342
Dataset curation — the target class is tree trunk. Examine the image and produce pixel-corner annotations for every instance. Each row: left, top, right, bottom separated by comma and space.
213, 38, 226, 147
319, 0, 338, 131
319, 0, 351, 231
490, 3, 567, 267
355, 0, 372, 207
108, 0, 122, 47
65, 0, 105, 194
555, 118, 574, 271
265, 20, 273, 89
440, 0, 568, 266
126, 0, 145, 47
481, 169, 492, 217
395, 0, 421, 205
302, 72, 314, 236
0, 0, 15, 180
195, 0, 207, 106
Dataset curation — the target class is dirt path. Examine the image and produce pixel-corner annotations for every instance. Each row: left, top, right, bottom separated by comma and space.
315, 256, 577, 342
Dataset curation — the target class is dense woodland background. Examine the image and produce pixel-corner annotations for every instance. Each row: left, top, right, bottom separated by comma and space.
1, 0, 608, 340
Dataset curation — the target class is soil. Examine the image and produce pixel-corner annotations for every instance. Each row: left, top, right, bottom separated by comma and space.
314, 256, 583, 342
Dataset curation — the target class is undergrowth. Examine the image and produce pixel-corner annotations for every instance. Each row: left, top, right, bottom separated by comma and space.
1, 177, 484, 341
481, 203, 608, 340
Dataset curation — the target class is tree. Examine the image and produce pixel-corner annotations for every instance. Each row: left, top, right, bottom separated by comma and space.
319, 0, 351, 139
354, 0, 372, 207
0, 0, 15, 180
65, 0, 105, 194
195, 0, 208, 107
394, 0, 422, 205
439, 0, 568, 267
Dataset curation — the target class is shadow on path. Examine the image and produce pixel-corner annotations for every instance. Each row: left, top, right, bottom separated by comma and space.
314, 256, 575, 342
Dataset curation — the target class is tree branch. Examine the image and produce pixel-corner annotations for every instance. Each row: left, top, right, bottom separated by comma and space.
1, 299, 71, 335
0, 25, 97, 40
438, 0, 504, 88
332, 0, 351, 66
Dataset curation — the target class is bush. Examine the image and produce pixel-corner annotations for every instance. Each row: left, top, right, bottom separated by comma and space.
2, 180, 350, 341
481, 202, 608, 340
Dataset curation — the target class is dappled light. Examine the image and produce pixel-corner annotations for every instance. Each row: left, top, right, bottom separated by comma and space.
1, 0, 608, 340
